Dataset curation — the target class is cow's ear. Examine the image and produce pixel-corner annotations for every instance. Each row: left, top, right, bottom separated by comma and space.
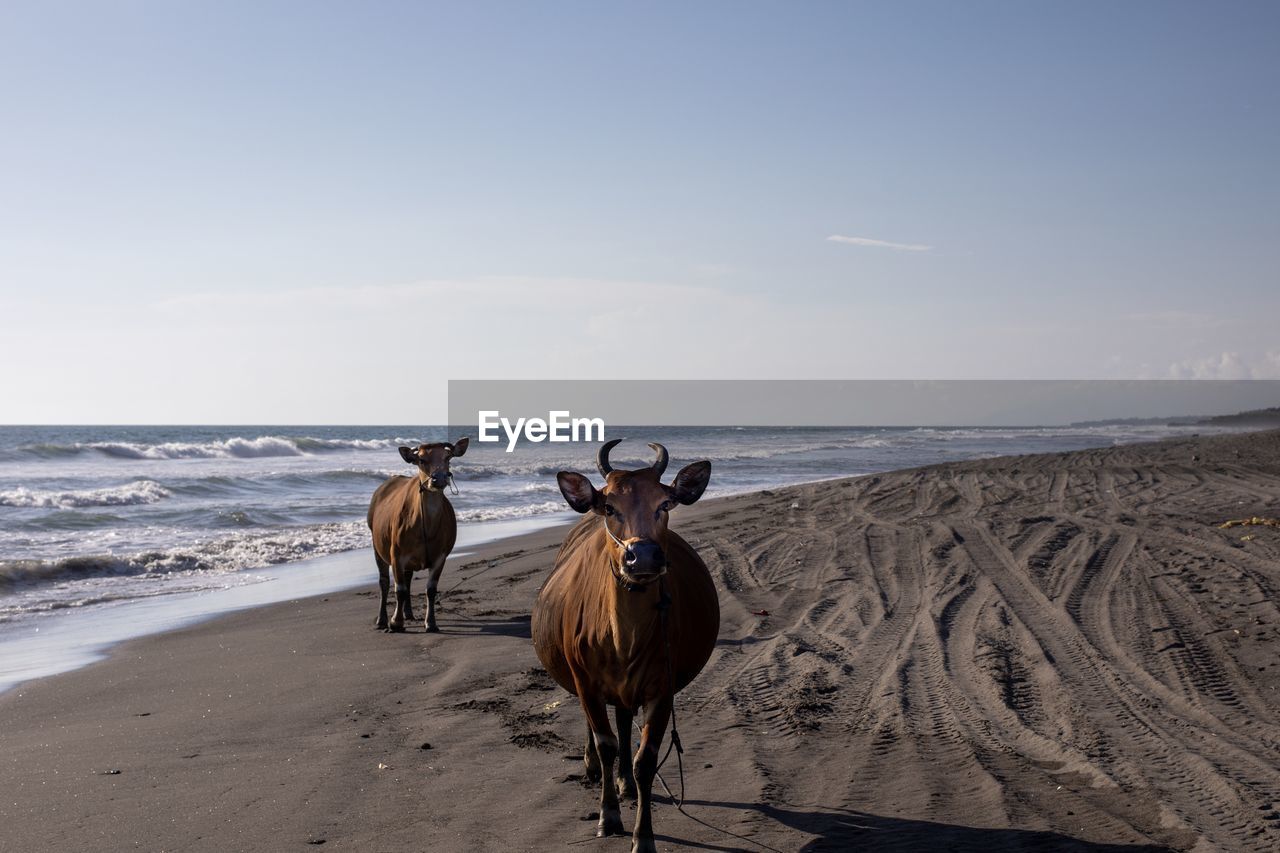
557, 471, 601, 514
398, 446, 418, 465
450, 437, 469, 457
669, 461, 711, 506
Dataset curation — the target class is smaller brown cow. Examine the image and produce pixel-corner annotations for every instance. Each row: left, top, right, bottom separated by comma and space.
367, 438, 468, 632
533, 440, 719, 853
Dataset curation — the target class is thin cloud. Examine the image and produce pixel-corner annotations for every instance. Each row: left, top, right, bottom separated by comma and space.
150, 276, 758, 320
1168, 350, 1280, 380
827, 234, 933, 252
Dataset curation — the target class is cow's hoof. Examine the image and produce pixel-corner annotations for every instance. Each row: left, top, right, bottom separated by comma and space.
374, 620, 388, 630
631, 836, 657, 853
425, 623, 440, 634
597, 809, 625, 838
616, 775, 637, 801
584, 761, 602, 784
388, 623, 406, 633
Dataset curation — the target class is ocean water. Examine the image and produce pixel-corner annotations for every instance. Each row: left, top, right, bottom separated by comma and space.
0, 422, 1235, 636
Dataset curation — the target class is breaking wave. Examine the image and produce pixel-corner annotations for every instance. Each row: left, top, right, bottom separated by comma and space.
0, 521, 369, 592
456, 501, 569, 523
18, 436, 416, 461
293, 437, 405, 452
0, 480, 171, 509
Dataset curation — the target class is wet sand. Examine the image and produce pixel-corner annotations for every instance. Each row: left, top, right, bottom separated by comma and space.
3, 430, 1280, 851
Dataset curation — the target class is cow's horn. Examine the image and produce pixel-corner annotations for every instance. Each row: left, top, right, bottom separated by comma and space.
597, 438, 622, 478
648, 442, 669, 478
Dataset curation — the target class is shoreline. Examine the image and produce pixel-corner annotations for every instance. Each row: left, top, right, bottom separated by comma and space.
3, 429, 1279, 851
0, 470, 903, 695
0, 513, 576, 694
1, 425, 1231, 695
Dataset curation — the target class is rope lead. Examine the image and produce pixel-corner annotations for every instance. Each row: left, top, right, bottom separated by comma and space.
655, 579, 687, 807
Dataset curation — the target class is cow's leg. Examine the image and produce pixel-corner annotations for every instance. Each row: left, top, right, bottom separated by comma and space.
374, 553, 390, 630
580, 696, 625, 838
615, 705, 637, 801
631, 697, 672, 853
583, 726, 601, 783
402, 571, 416, 623
423, 552, 447, 633
388, 553, 412, 633
402, 562, 416, 627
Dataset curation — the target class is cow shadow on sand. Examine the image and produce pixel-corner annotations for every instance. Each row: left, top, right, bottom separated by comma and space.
426, 613, 533, 640
715, 635, 777, 650
652, 798, 1176, 852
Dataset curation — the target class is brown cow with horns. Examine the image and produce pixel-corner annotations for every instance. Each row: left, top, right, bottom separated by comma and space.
532, 439, 719, 853
367, 438, 468, 633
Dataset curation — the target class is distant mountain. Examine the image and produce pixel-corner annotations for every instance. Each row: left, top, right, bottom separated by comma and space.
1069, 406, 1280, 429
1195, 406, 1280, 427
1068, 415, 1202, 428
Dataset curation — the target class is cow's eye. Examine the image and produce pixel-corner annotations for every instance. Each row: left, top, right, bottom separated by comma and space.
604, 504, 617, 517
656, 501, 673, 517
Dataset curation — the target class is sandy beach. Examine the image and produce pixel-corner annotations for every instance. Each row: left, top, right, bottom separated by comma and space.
3, 429, 1280, 852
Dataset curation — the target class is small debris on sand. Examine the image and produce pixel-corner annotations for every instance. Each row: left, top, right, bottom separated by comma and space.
1218, 516, 1280, 529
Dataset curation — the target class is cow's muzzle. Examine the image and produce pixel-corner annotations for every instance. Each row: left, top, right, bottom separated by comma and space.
428, 473, 450, 490
622, 540, 667, 580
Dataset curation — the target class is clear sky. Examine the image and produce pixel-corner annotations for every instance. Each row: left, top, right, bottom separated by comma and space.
1, 1, 1277, 423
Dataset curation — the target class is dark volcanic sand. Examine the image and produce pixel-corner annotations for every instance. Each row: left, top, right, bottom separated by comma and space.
3, 430, 1280, 852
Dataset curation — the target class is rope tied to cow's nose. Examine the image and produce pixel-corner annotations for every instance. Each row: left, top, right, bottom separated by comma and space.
655, 578, 686, 806
602, 516, 666, 592
419, 473, 459, 496
417, 477, 436, 579
602, 514, 629, 552
414, 472, 461, 615
602, 516, 638, 590
645, 586, 784, 853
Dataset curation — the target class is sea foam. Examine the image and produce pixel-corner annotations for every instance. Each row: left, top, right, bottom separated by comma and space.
19, 435, 409, 461
0, 480, 171, 509
0, 521, 369, 592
